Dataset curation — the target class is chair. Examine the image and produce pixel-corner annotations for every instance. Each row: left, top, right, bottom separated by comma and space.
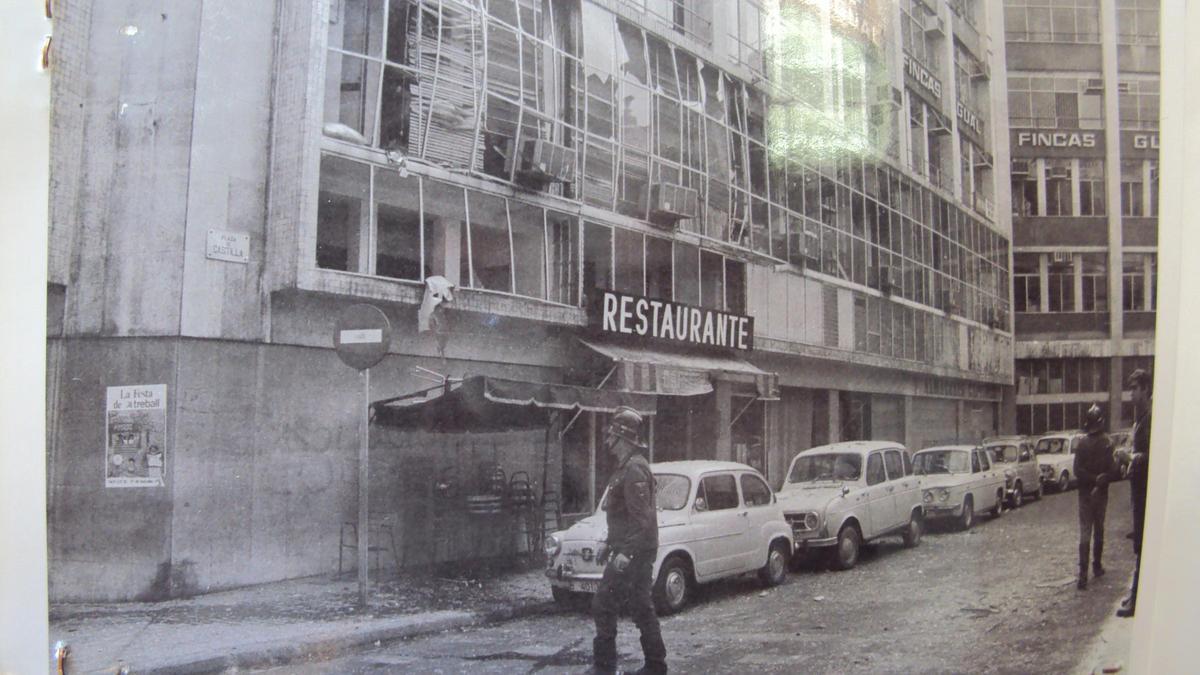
338, 519, 400, 578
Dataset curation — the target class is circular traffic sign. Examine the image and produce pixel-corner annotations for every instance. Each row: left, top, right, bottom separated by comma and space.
334, 304, 393, 371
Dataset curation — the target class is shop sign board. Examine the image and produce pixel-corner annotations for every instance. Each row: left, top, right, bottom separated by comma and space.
1010, 129, 1104, 157
205, 229, 250, 263
903, 53, 942, 101
956, 101, 985, 137
335, 304, 393, 371
105, 385, 167, 488
1121, 131, 1159, 156
591, 289, 754, 351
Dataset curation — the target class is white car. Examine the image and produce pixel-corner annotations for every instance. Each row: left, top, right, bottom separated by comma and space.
913, 445, 1007, 530
1035, 431, 1085, 492
777, 441, 925, 571
543, 461, 793, 615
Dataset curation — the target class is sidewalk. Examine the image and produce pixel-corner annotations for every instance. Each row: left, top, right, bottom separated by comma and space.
50, 562, 556, 674
1074, 586, 1136, 675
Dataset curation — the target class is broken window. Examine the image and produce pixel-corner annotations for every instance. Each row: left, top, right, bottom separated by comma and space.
613, 227, 645, 295
582, 221, 613, 305
509, 201, 546, 299
374, 171, 424, 280
699, 250, 724, 310
646, 236, 673, 300
673, 241, 700, 306
466, 191, 513, 292
421, 179, 468, 287
317, 155, 370, 273
546, 211, 579, 305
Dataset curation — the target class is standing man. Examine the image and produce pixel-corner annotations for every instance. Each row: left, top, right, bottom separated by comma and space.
591, 406, 667, 675
1117, 369, 1152, 618
1073, 404, 1118, 590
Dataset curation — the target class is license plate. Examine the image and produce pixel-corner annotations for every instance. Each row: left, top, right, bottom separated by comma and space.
570, 580, 599, 594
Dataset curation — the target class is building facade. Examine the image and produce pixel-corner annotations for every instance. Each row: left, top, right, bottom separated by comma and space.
1002, 0, 1158, 435
47, 0, 1012, 601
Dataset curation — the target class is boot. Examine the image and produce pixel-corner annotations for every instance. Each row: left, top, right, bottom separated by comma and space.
1093, 541, 1105, 578
1077, 545, 1089, 590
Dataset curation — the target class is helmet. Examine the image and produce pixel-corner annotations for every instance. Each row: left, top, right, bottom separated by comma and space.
605, 406, 645, 447
1083, 404, 1105, 432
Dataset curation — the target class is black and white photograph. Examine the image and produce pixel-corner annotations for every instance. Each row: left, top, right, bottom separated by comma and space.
5, 0, 1200, 673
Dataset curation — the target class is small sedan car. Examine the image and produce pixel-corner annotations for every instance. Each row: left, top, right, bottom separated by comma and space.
1035, 431, 1085, 492
777, 441, 924, 571
913, 445, 1007, 530
983, 436, 1042, 508
543, 461, 793, 615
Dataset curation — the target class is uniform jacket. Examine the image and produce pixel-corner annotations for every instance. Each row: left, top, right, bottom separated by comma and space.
603, 452, 658, 554
1074, 431, 1118, 492
1130, 407, 1151, 484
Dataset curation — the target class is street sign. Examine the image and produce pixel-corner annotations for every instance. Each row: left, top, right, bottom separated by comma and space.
335, 304, 392, 371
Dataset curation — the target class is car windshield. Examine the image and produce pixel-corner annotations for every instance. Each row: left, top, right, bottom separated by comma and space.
787, 453, 862, 483
1037, 438, 1067, 454
914, 450, 970, 474
987, 445, 1019, 463
596, 473, 691, 512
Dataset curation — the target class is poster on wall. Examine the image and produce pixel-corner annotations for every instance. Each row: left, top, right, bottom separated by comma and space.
105, 385, 167, 488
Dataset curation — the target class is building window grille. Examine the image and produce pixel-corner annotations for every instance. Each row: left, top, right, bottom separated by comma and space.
1006, 74, 1103, 129
1120, 160, 1145, 217
1118, 78, 1159, 131
1003, 0, 1101, 44
1080, 253, 1108, 312
1116, 0, 1159, 45
1078, 159, 1105, 217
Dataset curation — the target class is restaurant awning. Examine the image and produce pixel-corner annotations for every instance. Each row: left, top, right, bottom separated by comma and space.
372, 375, 658, 433
577, 338, 780, 399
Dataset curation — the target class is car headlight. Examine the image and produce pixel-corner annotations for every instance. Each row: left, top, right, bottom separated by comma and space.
804, 513, 819, 530
543, 534, 561, 558
937, 488, 950, 502
923, 490, 933, 504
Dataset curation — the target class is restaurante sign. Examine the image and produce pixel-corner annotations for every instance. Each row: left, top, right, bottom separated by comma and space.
592, 290, 754, 351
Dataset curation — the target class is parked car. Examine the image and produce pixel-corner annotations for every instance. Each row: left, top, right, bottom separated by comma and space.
543, 461, 793, 615
1110, 428, 1133, 479
1035, 431, 1085, 492
913, 445, 1007, 530
777, 441, 924, 571
982, 435, 1042, 507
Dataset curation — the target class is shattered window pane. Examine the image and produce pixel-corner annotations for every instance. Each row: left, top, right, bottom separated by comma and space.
466, 191, 514, 292
509, 201, 546, 299
317, 155, 370, 273
374, 171, 424, 281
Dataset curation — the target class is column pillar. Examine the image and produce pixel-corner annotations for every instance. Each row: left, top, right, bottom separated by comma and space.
715, 380, 733, 461
828, 389, 841, 443
1100, 0, 1125, 429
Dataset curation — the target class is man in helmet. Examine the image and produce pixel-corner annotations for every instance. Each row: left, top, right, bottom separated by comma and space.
1073, 403, 1119, 590
1117, 369, 1153, 618
590, 406, 667, 675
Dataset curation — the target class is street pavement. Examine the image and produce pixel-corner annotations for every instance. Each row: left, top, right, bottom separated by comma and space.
254, 480, 1138, 675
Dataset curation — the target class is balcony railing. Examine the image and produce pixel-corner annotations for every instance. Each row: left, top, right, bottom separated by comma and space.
1008, 116, 1104, 130
1007, 31, 1101, 45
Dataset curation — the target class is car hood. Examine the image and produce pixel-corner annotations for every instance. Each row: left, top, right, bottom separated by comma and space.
918, 474, 972, 489
556, 510, 689, 543
777, 483, 845, 511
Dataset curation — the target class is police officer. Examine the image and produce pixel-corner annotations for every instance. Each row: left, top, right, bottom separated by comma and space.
1118, 369, 1152, 618
590, 406, 667, 675
1073, 404, 1118, 590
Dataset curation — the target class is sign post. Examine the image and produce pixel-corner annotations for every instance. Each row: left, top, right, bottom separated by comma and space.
334, 304, 393, 607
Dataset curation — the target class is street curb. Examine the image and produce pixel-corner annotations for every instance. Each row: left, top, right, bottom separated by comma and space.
133, 599, 560, 674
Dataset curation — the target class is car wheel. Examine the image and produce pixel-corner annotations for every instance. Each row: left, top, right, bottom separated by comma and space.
959, 496, 974, 531
902, 512, 923, 548
653, 557, 691, 615
758, 541, 789, 587
1058, 471, 1070, 493
831, 524, 862, 570
1011, 482, 1024, 509
992, 490, 1004, 518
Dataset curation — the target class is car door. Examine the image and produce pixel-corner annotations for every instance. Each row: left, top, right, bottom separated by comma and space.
737, 471, 777, 571
689, 472, 749, 578
862, 452, 893, 538
1018, 443, 1038, 493
968, 449, 986, 506
884, 448, 916, 528
975, 448, 1002, 507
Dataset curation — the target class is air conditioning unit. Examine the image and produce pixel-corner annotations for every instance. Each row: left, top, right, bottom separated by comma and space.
974, 150, 994, 168
1117, 81, 1131, 93
1048, 166, 1070, 179
924, 13, 945, 37
941, 288, 960, 311
1082, 78, 1104, 94
648, 183, 700, 226
878, 265, 898, 293
970, 59, 991, 81
1011, 159, 1030, 175
874, 84, 903, 109
505, 138, 576, 189
1051, 251, 1072, 264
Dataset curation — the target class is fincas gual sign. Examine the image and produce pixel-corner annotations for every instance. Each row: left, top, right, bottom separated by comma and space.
1016, 131, 1097, 148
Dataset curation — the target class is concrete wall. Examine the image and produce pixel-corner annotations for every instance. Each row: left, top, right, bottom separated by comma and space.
47, 323, 569, 601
